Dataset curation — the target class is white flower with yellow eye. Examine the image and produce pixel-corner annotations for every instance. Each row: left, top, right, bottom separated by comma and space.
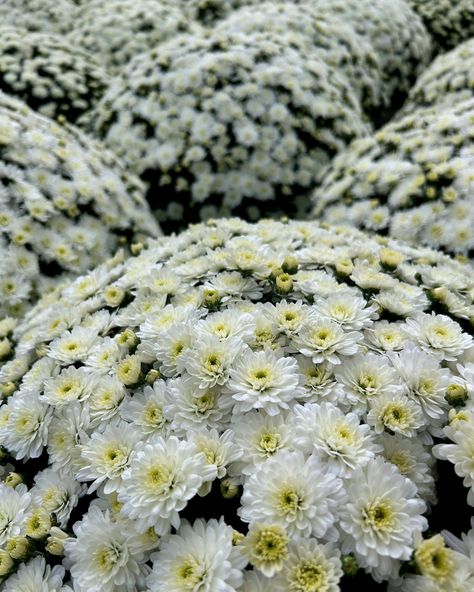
365, 320, 408, 352
84, 337, 123, 374
47, 326, 99, 364
120, 381, 170, 439
293, 402, 382, 476
296, 356, 345, 404
41, 366, 93, 408
31, 468, 82, 529
195, 309, 255, 342
316, 292, 377, 330
367, 392, 424, 437
85, 375, 126, 429
239, 451, 345, 540
0, 482, 31, 546
227, 349, 303, 415
47, 404, 90, 473
151, 323, 194, 376
340, 457, 427, 581
3, 557, 65, 592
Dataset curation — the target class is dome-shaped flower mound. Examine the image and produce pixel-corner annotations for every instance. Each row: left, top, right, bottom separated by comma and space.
174, 0, 259, 25
0, 27, 109, 124
215, 2, 383, 116
312, 0, 432, 123
0, 0, 76, 34
88, 30, 369, 231
406, 0, 474, 52
312, 98, 474, 258
1, 218, 474, 589
68, 0, 199, 74
0, 93, 160, 321
402, 38, 474, 115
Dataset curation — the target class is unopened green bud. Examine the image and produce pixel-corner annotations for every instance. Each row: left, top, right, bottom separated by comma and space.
445, 383, 468, 406
342, 554, 358, 577
281, 256, 299, 275
220, 479, 239, 499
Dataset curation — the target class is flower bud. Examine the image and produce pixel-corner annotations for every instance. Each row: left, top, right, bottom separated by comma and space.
220, 479, 239, 499
281, 256, 299, 275
0, 549, 14, 576
380, 248, 405, 270
104, 285, 125, 307
0, 338, 12, 360
5, 536, 30, 560
25, 508, 52, 540
145, 369, 161, 384
4, 472, 23, 488
46, 527, 69, 556
275, 273, 293, 295
335, 258, 353, 277
117, 354, 142, 386
445, 383, 468, 406
342, 554, 358, 577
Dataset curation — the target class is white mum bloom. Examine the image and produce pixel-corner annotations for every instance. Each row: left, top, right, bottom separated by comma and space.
239, 451, 345, 540
65, 507, 147, 592
31, 468, 83, 528
147, 518, 246, 592
152, 323, 193, 377
118, 436, 217, 534
316, 292, 377, 330
178, 333, 243, 389
77, 421, 140, 494
340, 457, 427, 581
120, 382, 170, 438
0, 482, 31, 546
41, 366, 94, 408
47, 326, 99, 364
3, 557, 65, 592
293, 402, 382, 476
86, 375, 126, 429
367, 392, 425, 437
404, 313, 473, 361
195, 309, 255, 342
226, 349, 303, 415
47, 404, 90, 473
390, 346, 450, 422
240, 570, 282, 592
296, 357, 345, 404
292, 317, 362, 365
335, 352, 403, 412
365, 320, 408, 352
243, 522, 289, 577
274, 539, 343, 592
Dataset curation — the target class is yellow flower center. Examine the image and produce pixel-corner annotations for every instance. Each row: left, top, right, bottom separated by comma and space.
363, 499, 394, 531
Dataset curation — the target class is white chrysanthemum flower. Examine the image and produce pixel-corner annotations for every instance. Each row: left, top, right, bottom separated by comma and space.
316, 293, 377, 330
31, 468, 83, 528
379, 434, 436, 504
240, 451, 345, 541
147, 518, 246, 592
120, 382, 170, 438
84, 337, 123, 374
178, 334, 243, 389
166, 378, 232, 436
292, 317, 362, 365
243, 522, 289, 577
0, 482, 31, 546
334, 352, 403, 412
268, 301, 312, 338
367, 392, 425, 437
41, 366, 94, 408
118, 436, 217, 534
365, 321, 408, 352
226, 349, 303, 415
340, 457, 427, 580
65, 507, 147, 592
47, 404, 90, 473
77, 421, 140, 494
390, 346, 450, 422
274, 538, 343, 592
293, 402, 382, 476
0, 391, 53, 459
86, 375, 126, 429
229, 411, 294, 476
196, 309, 255, 343
2, 556, 65, 592
433, 421, 474, 506
296, 357, 345, 404
404, 313, 473, 361
240, 570, 282, 592
46, 326, 100, 364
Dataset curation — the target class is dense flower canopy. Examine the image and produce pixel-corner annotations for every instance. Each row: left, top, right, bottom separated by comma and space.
312, 98, 474, 258
0, 93, 160, 320
0, 0, 76, 34
402, 38, 474, 115
68, 0, 199, 74
87, 29, 369, 231
406, 0, 474, 52
0, 27, 109, 125
1, 218, 474, 589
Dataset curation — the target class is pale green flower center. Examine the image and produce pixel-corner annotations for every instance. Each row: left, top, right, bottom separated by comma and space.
95, 545, 121, 572
254, 527, 288, 562
363, 499, 394, 531
278, 488, 303, 515
290, 560, 328, 592
175, 557, 205, 588
382, 404, 412, 430
258, 431, 281, 454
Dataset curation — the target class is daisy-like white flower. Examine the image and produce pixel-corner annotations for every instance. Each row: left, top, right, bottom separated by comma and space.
31, 468, 83, 528
118, 436, 217, 534
367, 392, 424, 437
65, 507, 147, 592
230, 411, 294, 476
47, 326, 99, 364
47, 404, 90, 473
292, 317, 362, 365
240, 570, 282, 592
0, 482, 31, 546
404, 313, 473, 361
274, 539, 343, 592
316, 292, 377, 330
152, 323, 194, 377
3, 556, 65, 592
147, 518, 246, 592
340, 457, 427, 581
166, 378, 232, 436
243, 522, 289, 577
239, 451, 345, 541
196, 309, 255, 343
226, 349, 303, 415
293, 402, 382, 476
390, 346, 450, 422
335, 352, 403, 412
433, 421, 474, 506
120, 381, 170, 439
178, 333, 243, 389
268, 300, 311, 338
296, 356, 345, 404
365, 320, 407, 352
41, 366, 94, 408
77, 421, 140, 494
86, 375, 126, 429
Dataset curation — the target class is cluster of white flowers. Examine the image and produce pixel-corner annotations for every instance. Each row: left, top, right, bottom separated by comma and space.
214, 2, 383, 117
0, 93, 160, 321
406, 0, 474, 52
173, 0, 259, 25
0, 218, 473, 589
311, 0, 432, 123
0, 0, 76, 34
0, 27, 109, 124
402, 38, 474, 115
88, 28, 369, 230
312, 97, 474, 258
68, 0, 199, 74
